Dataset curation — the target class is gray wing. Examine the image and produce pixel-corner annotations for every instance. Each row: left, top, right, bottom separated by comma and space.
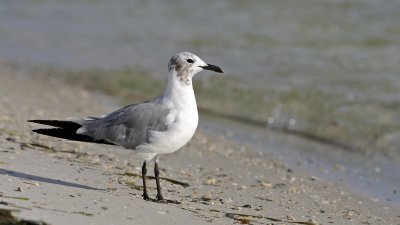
77, 101, 170, 149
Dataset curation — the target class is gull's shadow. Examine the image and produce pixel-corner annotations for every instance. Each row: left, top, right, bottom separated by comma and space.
0, 168, 104, 191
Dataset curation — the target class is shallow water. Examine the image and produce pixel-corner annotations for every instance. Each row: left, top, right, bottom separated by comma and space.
1, 0, 400, 76
1, 1, 399, 168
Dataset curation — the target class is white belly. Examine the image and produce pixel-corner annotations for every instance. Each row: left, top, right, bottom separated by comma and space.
135, 75, 199, 161
136, 109, 199, 158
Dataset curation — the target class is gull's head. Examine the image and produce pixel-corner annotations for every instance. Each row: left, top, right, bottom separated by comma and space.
168, 52, 223, 85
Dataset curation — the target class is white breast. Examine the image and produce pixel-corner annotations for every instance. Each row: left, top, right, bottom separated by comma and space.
136, 107, 198, 156
136, 77, 199, 159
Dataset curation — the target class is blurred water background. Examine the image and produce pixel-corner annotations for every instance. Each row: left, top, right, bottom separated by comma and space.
1, 0, 399, 203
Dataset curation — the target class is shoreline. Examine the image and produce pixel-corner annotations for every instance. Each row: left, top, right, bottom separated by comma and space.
1, 65, 399, 224
200, 113, 400, 207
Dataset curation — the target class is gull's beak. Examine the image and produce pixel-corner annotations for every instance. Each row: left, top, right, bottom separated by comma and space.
200, 64, 224, 73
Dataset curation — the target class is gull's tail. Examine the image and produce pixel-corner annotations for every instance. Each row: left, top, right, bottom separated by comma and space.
28, 120, 114, 145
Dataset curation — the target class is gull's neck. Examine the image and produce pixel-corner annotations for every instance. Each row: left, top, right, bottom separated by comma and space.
162, 70, 197, 110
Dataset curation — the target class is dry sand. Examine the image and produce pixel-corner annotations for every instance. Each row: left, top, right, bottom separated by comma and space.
0, 65, 399, 225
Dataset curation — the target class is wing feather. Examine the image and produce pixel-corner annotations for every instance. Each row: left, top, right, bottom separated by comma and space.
78, 101, 170, 149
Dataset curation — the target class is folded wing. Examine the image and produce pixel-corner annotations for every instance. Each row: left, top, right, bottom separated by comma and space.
29, 101, 170, 149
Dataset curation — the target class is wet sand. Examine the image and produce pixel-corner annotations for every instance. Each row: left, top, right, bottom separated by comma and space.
1, 65, 399, 225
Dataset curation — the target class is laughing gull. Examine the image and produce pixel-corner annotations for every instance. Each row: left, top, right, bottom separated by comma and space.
28, 52, 223, 202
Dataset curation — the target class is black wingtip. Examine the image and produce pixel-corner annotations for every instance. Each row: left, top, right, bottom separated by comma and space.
31, 128, 51, 135
28, 119, 81, 130
32, 128, 115, 145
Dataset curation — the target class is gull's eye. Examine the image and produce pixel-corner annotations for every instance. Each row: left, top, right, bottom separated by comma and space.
186, 59, 194, 63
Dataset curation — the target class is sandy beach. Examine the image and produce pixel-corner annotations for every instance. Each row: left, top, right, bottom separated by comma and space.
1, 65, 399, 225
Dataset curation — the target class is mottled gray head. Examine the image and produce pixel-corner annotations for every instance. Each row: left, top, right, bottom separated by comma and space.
168, 52, 223, 83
